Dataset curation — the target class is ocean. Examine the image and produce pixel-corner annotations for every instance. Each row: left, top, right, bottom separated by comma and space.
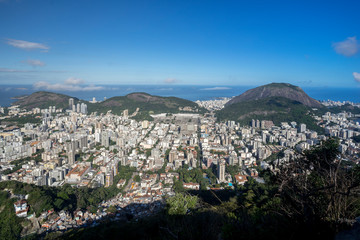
1, 85, 360, 107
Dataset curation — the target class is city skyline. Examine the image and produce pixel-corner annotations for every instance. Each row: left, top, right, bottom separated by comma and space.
1, 0, 360, 89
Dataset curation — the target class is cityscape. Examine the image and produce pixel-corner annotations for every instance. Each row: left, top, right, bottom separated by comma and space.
0, 90, 360, 238
1, 0, 360, 239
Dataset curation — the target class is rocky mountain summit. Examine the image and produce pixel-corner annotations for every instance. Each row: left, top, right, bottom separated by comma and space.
226, 83, 322, 108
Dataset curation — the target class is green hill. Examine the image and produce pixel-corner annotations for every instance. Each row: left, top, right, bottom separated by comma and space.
326, 103, 360, 115
88, 92, 206, 120
226, 83, 323, 108
13, 91, 79, 110
14, 91, 206, 120
217, 96, 324, 133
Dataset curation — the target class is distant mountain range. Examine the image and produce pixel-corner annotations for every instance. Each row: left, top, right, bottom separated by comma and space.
13, 83, 358, 129
14, 91, 206, 120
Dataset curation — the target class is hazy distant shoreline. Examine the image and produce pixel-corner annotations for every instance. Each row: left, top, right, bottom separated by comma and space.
0, 84, 359, 107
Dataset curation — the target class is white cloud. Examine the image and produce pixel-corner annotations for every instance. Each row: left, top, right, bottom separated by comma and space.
6, 39, 49, 51
0, 68, 35, 72
158, 88, 173, 91
23, 59, 45, 67
0, 67, 65, 73
164, 78, 178, 84
64, 77, 84, 85
353, 72, 360, 83
33, 78, 104, 91
200, 87, 231, 91
332, 37, 359, 57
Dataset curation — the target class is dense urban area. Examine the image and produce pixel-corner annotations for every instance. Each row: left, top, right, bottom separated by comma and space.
0, 96, 360, 239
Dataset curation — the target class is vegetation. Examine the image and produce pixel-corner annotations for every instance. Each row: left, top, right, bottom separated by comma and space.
14, 91, 80, 110
217, 96, 325, 134
352, 135, 360, 143
210, 150, 226, 155
0, 191, 23, 240
263, 82, 300, 90
226, 83, 322, 108
0, 165, 135, 217
166, 193, 198, 215
225, 165, 241, 182
271, 138, 360, 227
1, 115, 41, 126
0, 164, 135, 239
54, 138, 360, 240
133, 175, 141, 182
176, 166, 210, 190
1, 149, 44, 175
131, 111, 154, 121
263, 150, 284, 163
2, 139, 359, 240
16, 91, 207, 121
326, 103, 360, 115
87, 92, 207, 119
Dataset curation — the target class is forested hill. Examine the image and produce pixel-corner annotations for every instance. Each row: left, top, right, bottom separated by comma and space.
87, 92, 206, 118
216, 83, 326, 132
217, 96, 324, 133
13, 91, 79, 110
14, 91, 207, 119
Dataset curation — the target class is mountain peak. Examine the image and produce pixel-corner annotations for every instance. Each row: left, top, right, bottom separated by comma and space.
125, 92, 163, 103
226, 82, 322, 108
14, 91, 77, 110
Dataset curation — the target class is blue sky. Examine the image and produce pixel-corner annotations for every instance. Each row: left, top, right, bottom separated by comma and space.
0, 0, 360, 89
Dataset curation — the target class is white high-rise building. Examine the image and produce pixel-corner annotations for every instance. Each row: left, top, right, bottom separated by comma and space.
299, 124, 306, 133
80, 103, 87, 114
69, 98, 74, 110
218, 159, 225, 182
101, 131, 110, 147
67, 140, 77, 165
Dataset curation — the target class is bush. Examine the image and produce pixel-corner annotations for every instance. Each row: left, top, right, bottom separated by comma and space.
166, 193, 198, 215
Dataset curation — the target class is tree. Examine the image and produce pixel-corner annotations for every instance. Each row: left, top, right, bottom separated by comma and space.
134, 175, 141, 182
107, 205, 117, 213
146, 149, 151, 158
54, 198, 64, 210
89, 205, 97, 214
166, 193, 198, 215
173, 179, 185, 193
271, 138, 360, 229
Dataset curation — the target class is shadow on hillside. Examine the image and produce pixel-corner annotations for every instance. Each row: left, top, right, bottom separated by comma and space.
55, 201, 226, 240
187, 189, 237, 205
40, 190, 350, 240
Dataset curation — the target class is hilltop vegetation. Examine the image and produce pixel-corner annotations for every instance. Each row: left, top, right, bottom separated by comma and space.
216, 83, 327, 133
217, 96, 324, 133
14, 91, 207, 120
326, 103, 360, 115
13, 91, 80, 110
88, 92, 206, 118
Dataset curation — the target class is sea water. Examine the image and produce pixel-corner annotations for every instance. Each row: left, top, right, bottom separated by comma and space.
0, 85, 359, 107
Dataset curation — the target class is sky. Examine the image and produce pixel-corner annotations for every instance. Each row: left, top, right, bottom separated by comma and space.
0, 0, 360, 90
